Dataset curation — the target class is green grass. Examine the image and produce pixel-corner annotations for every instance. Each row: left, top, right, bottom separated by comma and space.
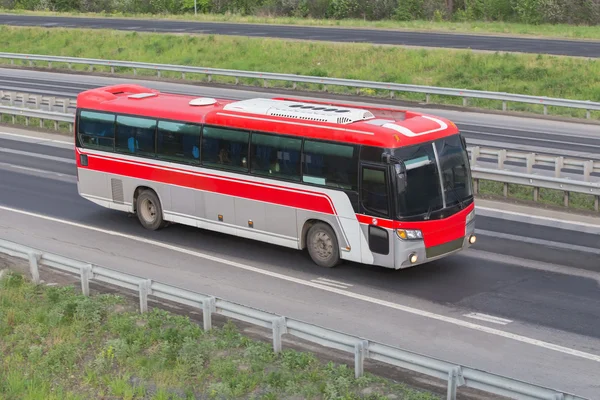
1, 26, 599, 120
1, 114, 72, 133
0, 270, 438, 400
3, 9, 600, 40
478, 180, 599, 212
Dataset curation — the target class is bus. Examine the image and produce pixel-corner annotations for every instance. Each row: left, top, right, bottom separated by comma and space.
74, 84, 476, 269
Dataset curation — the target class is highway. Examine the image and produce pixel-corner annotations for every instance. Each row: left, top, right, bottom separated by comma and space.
0, 69, 600, 399
1, 14, 600, 57
1, 69, 600, 397
0, 127, 599, 397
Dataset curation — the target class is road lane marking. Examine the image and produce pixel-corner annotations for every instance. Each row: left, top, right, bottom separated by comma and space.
310, 277, 353, 289
476, 206, 600, 234
0, 162, 76, 183
475, 229, 600, 255
0, 147, 75, 164
310, 279, 347, 289
1, 205, 599, 363
464, 313, 512, 325
0, 131, 73, 147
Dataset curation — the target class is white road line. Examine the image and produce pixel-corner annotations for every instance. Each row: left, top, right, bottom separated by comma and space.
461, 249, 600, 284
1, 205, 599, 363
315, 277, 353, 287
310, 279, 348, 289
0, 147, 75, 164
0, 162, 77, 183
0, 131, 73, 147
475, 229, 600, 255
464, 313, 513, 325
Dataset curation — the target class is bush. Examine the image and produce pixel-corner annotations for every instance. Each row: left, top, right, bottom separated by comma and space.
3, 0, 600, 24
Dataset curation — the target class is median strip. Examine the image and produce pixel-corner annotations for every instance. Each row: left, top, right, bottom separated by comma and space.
0, 26, 599, 120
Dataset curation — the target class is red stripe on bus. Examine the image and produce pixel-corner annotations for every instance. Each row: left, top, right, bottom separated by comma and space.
80, 153, 337, 215
356, 205, 473, 248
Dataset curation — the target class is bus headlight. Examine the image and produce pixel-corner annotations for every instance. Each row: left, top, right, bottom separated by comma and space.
396, 229, 423, 240
466, 209, 475, 224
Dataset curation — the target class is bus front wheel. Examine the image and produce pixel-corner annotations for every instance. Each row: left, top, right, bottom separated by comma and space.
307, 222, 340, 268
136, 189, 165, 231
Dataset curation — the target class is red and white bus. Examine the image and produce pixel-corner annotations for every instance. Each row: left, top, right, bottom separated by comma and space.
74, 84, 476, 269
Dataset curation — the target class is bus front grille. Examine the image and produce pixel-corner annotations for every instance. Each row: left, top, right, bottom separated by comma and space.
425, 237, 464, 259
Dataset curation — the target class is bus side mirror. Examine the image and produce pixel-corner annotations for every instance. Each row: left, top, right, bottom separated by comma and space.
394, 162, 407, 193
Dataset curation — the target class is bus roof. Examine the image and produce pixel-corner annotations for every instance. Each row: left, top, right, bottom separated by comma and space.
76, 84, 460, 148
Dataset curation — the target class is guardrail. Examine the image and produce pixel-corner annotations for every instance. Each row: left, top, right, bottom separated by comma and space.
0, 89, 76, 112
1, 52, 600, 119
468, 147, 600, 210
0, 237, 588, 400
0, 104, 598, 211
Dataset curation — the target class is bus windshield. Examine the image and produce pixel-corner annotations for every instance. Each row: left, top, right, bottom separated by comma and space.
393, 134, 473, 220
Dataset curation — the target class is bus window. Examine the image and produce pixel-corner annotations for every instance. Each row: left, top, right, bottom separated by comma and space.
302, 140, 358, 191
156, 120, 201, 164
202, 126, 249, 172
115, 115, 157, 156
78, 110, 115, 151
250, 133, 302, 181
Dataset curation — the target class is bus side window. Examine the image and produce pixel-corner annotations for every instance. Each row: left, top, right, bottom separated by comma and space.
201, 126, 249, 172
302, 140, 358, 191
156, 120, 201, 164
250, 133, 301, 181
115, 115, 157, 157
78, 110, 115, 150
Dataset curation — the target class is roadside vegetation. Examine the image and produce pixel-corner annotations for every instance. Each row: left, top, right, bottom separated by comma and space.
478, 181, 599, 213
0, 270, 436, 399
2, 0, 600, 38
1, 26, 599, 120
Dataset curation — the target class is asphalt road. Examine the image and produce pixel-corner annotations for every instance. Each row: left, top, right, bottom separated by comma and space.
2, 68, 600, 163
1, 14, 600, 57
0, 128, 599, 398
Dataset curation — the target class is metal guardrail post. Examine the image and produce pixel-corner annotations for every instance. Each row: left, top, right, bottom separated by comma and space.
138, 279, 152, 313
354, 340, 368, 378
446, 366, 465, 400
526, 153, 535, 174
80, 264, 92, 296
555, 157, 564, 178
583, 161, 593, 182
272, 316, 287, 353
202, 296, 216, 331
27, 251, 41, 284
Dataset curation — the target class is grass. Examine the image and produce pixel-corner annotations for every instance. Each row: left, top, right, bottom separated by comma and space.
3, 8, 600, 40
0, 26, 599, 120
0, 270, 437, 400
478, 180, 599, 212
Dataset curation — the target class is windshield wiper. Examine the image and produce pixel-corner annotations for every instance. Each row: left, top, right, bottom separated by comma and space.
446, 184, 466, 210
424, 204, 433, 220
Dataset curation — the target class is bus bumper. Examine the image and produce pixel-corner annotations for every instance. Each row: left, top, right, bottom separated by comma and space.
394, 218, 476, 269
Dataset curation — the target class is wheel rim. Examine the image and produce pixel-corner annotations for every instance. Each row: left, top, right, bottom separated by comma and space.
140, 198, 157, 224
311, 230, 333, 261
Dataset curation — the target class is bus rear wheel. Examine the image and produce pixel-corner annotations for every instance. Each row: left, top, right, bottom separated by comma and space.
136, 189, 165, 231
307, 222, 340, 268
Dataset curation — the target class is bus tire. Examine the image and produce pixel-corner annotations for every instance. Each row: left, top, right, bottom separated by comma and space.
136, 189, 164, 231
306, 222, 340, 268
